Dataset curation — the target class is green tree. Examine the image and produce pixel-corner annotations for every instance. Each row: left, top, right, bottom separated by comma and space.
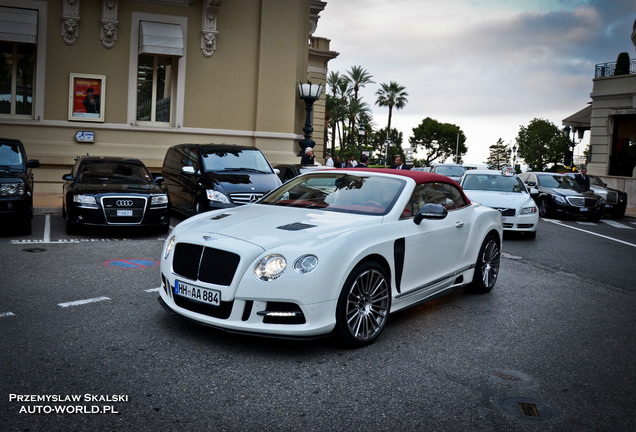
409, 117, 467, 165
614, 52, 631, 76
375, 81, 408, 141
516, 118, 569, 171
485, 138, 510, 169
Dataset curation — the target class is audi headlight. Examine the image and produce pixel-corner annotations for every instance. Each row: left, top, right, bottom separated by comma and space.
553, 195, 566, 204
163, 235, 175, 260
254, 254, 287, 281
151, 194, 169, 206
520, 206, 537, 215
73, 194, 98, 207
206, 189, 230, 204
293, 254, 319, 274
0, 182, 25, 196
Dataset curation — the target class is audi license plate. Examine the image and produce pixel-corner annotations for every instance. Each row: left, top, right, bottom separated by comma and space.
117, 210, 133, 216
174, 280, 220, 306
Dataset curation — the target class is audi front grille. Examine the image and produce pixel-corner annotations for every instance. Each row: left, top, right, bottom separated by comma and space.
101, 196, 147, 224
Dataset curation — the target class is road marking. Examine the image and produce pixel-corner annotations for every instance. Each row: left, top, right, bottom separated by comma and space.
545, 219, 636, 248
58, 296, 111, 308
502, 252, 523, 260
576, 221, 596, 226
145, 287, 161, 293
0, 312, 16, 318
601, 220, 633, 229
43, 215, 51, 242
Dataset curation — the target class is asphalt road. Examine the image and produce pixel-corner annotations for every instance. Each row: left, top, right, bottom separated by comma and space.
1, 214, 634, 431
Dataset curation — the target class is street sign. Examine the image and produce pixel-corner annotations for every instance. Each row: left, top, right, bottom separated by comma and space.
75, 131, 95, 143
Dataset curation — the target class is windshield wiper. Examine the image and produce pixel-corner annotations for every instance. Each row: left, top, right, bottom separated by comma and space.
222, 168, 268, 173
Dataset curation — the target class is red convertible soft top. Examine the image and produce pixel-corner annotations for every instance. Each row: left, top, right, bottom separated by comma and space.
332, 167, 471, 205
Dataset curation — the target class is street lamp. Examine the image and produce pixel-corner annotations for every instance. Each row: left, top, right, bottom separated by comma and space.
358, 121, 365, 153
507, 144, 519, 170
297, 81, 324, 155
562, 126, 576, 168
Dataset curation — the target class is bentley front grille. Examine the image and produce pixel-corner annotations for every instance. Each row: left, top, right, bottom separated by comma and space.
172, 243, 240, 286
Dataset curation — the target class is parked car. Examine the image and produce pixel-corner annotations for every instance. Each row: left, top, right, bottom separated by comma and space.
158, 168, 503, 347
430, 163, 466, 182
564, 172, 628, 218
274, 163, 333, 182
518, 172, 605, 221
0, 138, 40, 234
162, 143, 281, 217
459, 168, 538, 238
62, 156, 170, 234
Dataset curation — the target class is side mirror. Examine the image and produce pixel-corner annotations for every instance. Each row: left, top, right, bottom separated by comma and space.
27, 159, 40, 168
181, 166, 196, 175
273, 168, 280, 175
154, 176, 164, 185
530, 188, 539, 196
413, 203, 448, 225
62, 174, 73, 181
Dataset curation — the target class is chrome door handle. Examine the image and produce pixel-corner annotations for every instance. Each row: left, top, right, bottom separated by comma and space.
455, 221, 464, 229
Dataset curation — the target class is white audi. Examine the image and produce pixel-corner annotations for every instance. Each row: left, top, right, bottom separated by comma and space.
159, 169, 503, 347
459, 168, 539, 239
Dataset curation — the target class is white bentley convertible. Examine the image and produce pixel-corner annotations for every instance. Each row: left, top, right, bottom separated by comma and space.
159, 168, 503, 347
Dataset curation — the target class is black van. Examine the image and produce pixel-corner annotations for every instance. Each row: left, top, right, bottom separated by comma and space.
162, 143, 281, 217
0, 138, 40, 234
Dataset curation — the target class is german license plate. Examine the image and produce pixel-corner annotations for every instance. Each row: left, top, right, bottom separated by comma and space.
174, 280, 220, 306
117, 210, 133, 216
579, 207, 588, 212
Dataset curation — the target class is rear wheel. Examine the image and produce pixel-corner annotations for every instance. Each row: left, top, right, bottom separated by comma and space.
467, 234, 500, 293
335, 262, 391, 348
538, 198, 551, 218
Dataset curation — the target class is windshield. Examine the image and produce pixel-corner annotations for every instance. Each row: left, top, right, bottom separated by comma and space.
434, 165, 465, 177
261, 173, 406, 215
201, 148, 272, 173
462, 174, 526, 193
0, 143, 24, 171
537, 174, 583, 191
78, 161, 153, 184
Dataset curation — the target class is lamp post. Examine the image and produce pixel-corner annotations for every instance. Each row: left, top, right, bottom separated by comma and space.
562, 126, 576, 168
297, 82, 324, 155
358, 121, 365, 154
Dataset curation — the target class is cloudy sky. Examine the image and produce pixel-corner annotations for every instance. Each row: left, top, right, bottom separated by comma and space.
316, 0, 635, 164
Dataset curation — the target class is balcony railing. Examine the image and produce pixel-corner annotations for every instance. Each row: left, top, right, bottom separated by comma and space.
595, 60, 636, 78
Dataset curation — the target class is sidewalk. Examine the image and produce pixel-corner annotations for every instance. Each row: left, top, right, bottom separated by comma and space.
30, 192, 636, 219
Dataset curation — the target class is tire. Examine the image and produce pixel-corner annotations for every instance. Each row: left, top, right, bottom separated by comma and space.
335, 262, 391, 348
467, 234, 500, 293
538, 198, 551, 218
65, 211, 77, 235
525, 230, 537, 240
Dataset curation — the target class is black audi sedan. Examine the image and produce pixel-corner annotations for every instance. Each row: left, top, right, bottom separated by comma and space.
62, 156, 170, 234
518, 171, 605, 221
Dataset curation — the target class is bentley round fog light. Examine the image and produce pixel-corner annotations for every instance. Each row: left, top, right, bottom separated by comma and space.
293, 254, 318, 274
254, 254, 286, 281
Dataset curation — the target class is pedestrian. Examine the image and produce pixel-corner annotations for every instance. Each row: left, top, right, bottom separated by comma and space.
347, 155, 358, 167
574, 167, 590, 191
300, 147, 315, 165
325, 152, 334, 167
356, 154, 370, 168
391, 155, 410, 170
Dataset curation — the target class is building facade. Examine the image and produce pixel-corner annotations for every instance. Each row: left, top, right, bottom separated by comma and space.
0, 0, 337, 196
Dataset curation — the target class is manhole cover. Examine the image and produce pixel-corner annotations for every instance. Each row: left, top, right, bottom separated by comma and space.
494, 395, 562, 421
23, 247, 47, 253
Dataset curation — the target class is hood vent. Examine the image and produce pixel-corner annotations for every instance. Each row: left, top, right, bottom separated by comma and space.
211, 213, 231, 220
277, 222, 316, 231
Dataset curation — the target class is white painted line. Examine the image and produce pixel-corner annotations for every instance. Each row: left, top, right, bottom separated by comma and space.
601, 220, 633, 229
145, 287, 161, 293
576, 221, 596, 226
58, 296, 111, 308
43, 214, 51, 242
502, 252, 523, 260
545, 219, 636, 248
0, 312, 16, 318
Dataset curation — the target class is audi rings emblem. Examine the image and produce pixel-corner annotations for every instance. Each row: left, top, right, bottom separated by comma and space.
116, 199, 134, 207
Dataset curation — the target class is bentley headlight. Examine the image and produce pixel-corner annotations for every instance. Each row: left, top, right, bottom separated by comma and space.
254, 254, 287, 281
206, 189, 230, 204
520, 206, 537, 215
73, 194, 98, 207
163, 235, 176, 260
293, 254, 318, 274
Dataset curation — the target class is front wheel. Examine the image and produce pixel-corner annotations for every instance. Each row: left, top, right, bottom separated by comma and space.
538, 198, 551, 218
467, 234, 500, 293
335, 262, 391, 348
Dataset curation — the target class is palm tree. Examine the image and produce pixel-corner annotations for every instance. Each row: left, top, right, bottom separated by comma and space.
345, 66, 374, 145
375, 81, 408, 141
